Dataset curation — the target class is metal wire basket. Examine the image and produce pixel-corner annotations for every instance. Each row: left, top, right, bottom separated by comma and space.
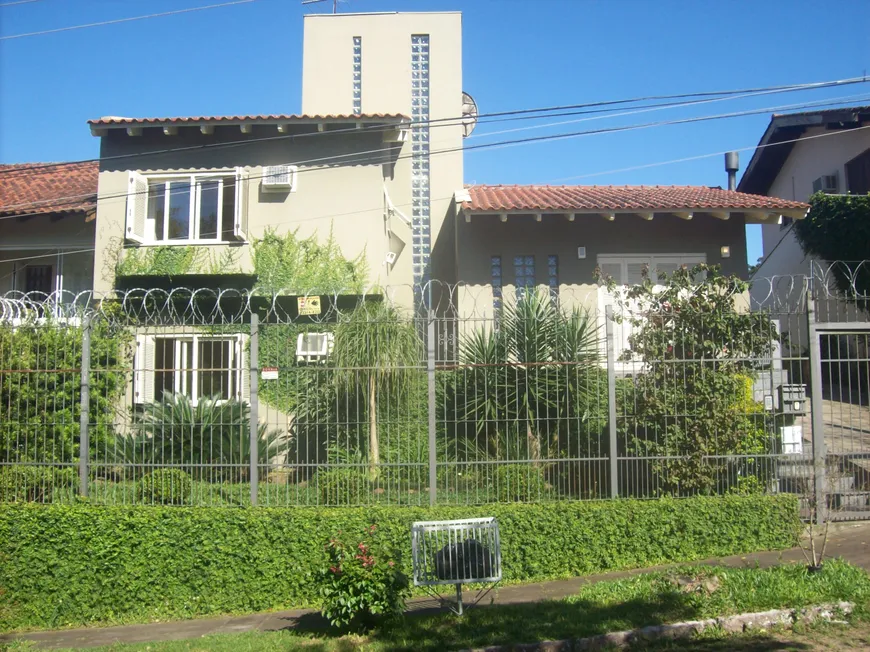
410, 517, 501, 614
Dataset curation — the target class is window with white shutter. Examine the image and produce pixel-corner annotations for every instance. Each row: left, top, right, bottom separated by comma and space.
233, 167, 249, 241
125, 172, 148, 243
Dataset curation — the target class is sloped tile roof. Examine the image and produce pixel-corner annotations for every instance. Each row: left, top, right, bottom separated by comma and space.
88, 113, 409, 126
0, 161, 98, 217
463, 185, 809, 213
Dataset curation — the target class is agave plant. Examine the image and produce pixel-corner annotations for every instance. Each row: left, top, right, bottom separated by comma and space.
449, 290, 603, 462
115, 392, 289, 482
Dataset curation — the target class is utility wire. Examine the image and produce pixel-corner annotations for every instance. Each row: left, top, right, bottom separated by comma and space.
0, 0, 257, 40
3, 76, 867, 177
3, 120, 869, 271
3, 90, 867, 216
0, 0, 41, 7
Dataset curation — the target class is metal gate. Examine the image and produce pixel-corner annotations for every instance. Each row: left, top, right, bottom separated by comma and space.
810, 319, 870, 522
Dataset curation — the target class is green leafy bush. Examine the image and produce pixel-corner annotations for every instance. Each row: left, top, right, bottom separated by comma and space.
317, 467, 370, 505
0, 465, 77, 503
136, 469, 193, 506
0, 495, 798, 631
0, 315, 130, 465
601, 264, 776, 495
494, 464, 548, 502
319, 524, 410, 629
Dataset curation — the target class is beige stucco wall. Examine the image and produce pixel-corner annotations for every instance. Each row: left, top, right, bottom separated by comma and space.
302, 12, 464, 303
93, 126, 414, 302
454, 212, 749, 319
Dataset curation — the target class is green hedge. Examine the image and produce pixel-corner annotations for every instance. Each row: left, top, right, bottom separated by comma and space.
0, 495, 799, 631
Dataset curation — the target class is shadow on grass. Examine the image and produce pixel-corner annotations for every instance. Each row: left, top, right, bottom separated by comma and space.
279, 588, 803, 652
629, 634, 812, 651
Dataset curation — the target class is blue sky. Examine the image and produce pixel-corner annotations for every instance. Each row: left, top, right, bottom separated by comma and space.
2, 0, 869, 265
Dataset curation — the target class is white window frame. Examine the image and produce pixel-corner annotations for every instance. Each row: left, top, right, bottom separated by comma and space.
144, 171, 234, 244
142, 333, 244, 405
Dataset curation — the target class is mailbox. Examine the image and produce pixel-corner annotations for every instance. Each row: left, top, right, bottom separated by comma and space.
778, 384, 807, 415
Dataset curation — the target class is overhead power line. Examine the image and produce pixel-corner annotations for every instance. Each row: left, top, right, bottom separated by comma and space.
4, 122, 869, 269
2, 75, 867, 178
0, 0, 257, 40
0, 0, 41, 7
2, 92, 868, 218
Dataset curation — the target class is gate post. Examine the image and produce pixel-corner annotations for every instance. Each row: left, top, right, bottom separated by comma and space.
79, 315, 91, 498
806, 288, 827, 524
249, 313, 259, 507
427, 313, 437, 507
605, 305, 618, 498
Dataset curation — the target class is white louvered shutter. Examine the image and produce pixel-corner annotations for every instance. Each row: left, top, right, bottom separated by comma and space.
133, 334, 155, 404
233, 167, 249, 241
237, 337, 250, 403
125, 172, 148, 243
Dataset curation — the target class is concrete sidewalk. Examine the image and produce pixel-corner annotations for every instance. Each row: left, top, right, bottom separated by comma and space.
4, 521, 870, 650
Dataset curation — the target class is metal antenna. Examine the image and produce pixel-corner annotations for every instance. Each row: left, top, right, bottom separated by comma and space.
301, 0, 341, 13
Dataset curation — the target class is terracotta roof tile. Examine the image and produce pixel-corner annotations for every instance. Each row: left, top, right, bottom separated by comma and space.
0, 161, 98, 217
463, 184, 809, 213
88, 113, 409, 127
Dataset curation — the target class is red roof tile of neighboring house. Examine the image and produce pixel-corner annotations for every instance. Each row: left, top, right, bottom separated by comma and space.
0, 161, 99, 217
463, 185, 809, 213
88, 113, 410, 126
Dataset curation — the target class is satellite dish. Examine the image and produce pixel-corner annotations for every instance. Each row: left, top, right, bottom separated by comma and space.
461, 91, 478, 138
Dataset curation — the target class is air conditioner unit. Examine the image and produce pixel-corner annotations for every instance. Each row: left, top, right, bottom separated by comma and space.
296, 332, 334, 363
262, 165, 297, 191
812, 173, 839, 194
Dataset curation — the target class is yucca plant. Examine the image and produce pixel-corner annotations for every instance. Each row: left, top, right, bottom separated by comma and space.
116, 392, 288, 482
330, 301, 422, 476
450, 291, 603, 463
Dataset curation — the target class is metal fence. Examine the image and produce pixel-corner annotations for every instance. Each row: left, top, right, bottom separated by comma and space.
2, 263, 870, 519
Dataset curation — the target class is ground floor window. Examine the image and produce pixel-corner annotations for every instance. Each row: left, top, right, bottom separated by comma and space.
136, 334, 243, 404
514, 255, 535, 299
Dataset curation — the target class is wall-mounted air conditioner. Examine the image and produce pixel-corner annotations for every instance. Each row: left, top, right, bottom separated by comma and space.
812, 173, 839, 194
262, 165, 297, 192
296, 332, 334, 363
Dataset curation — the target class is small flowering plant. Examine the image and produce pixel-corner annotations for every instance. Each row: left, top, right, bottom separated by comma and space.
318, 524, 410, 629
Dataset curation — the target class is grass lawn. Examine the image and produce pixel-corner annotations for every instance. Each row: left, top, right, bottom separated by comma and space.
6, 560, 869, 652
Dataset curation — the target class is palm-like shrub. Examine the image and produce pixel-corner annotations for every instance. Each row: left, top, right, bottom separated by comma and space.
448, 291, 603, 465
329, 301, 423, 476
117, 392, 288, 482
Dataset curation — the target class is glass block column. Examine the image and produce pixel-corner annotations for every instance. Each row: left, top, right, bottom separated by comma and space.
411, 35, 430, 310
352, 37, 362, 114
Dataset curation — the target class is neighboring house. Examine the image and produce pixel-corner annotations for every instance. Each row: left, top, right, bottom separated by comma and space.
0, 162, 98, 308
740, 105, 870, 305
456, 185, 807, 361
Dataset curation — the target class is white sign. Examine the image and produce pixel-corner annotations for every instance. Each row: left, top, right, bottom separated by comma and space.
261, 367, 279, 380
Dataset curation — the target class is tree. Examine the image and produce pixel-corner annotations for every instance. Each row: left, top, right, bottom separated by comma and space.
330, 301, 422, 476
603, 264, 777, 494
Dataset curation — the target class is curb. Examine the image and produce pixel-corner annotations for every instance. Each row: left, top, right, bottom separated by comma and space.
460, 601, 854, 651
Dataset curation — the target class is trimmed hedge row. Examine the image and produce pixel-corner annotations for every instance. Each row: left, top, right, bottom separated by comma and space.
0, 495, 799, 631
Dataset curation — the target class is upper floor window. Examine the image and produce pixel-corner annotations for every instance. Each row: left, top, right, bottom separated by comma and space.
125, 169, 249, 244
352, 36, 362, 114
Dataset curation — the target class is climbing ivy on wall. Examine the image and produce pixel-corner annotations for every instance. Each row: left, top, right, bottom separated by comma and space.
794, 192, 870, 299
252, 226, 368, 294
115, 246, 242, 278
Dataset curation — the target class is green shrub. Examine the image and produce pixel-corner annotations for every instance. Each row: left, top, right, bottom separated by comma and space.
0, 494, 799, 631
319, 524, 410, 629
494, 464, 548, 502
317, 467, 370, 505
136, 469, 192, 506
0, 465, 77, 503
